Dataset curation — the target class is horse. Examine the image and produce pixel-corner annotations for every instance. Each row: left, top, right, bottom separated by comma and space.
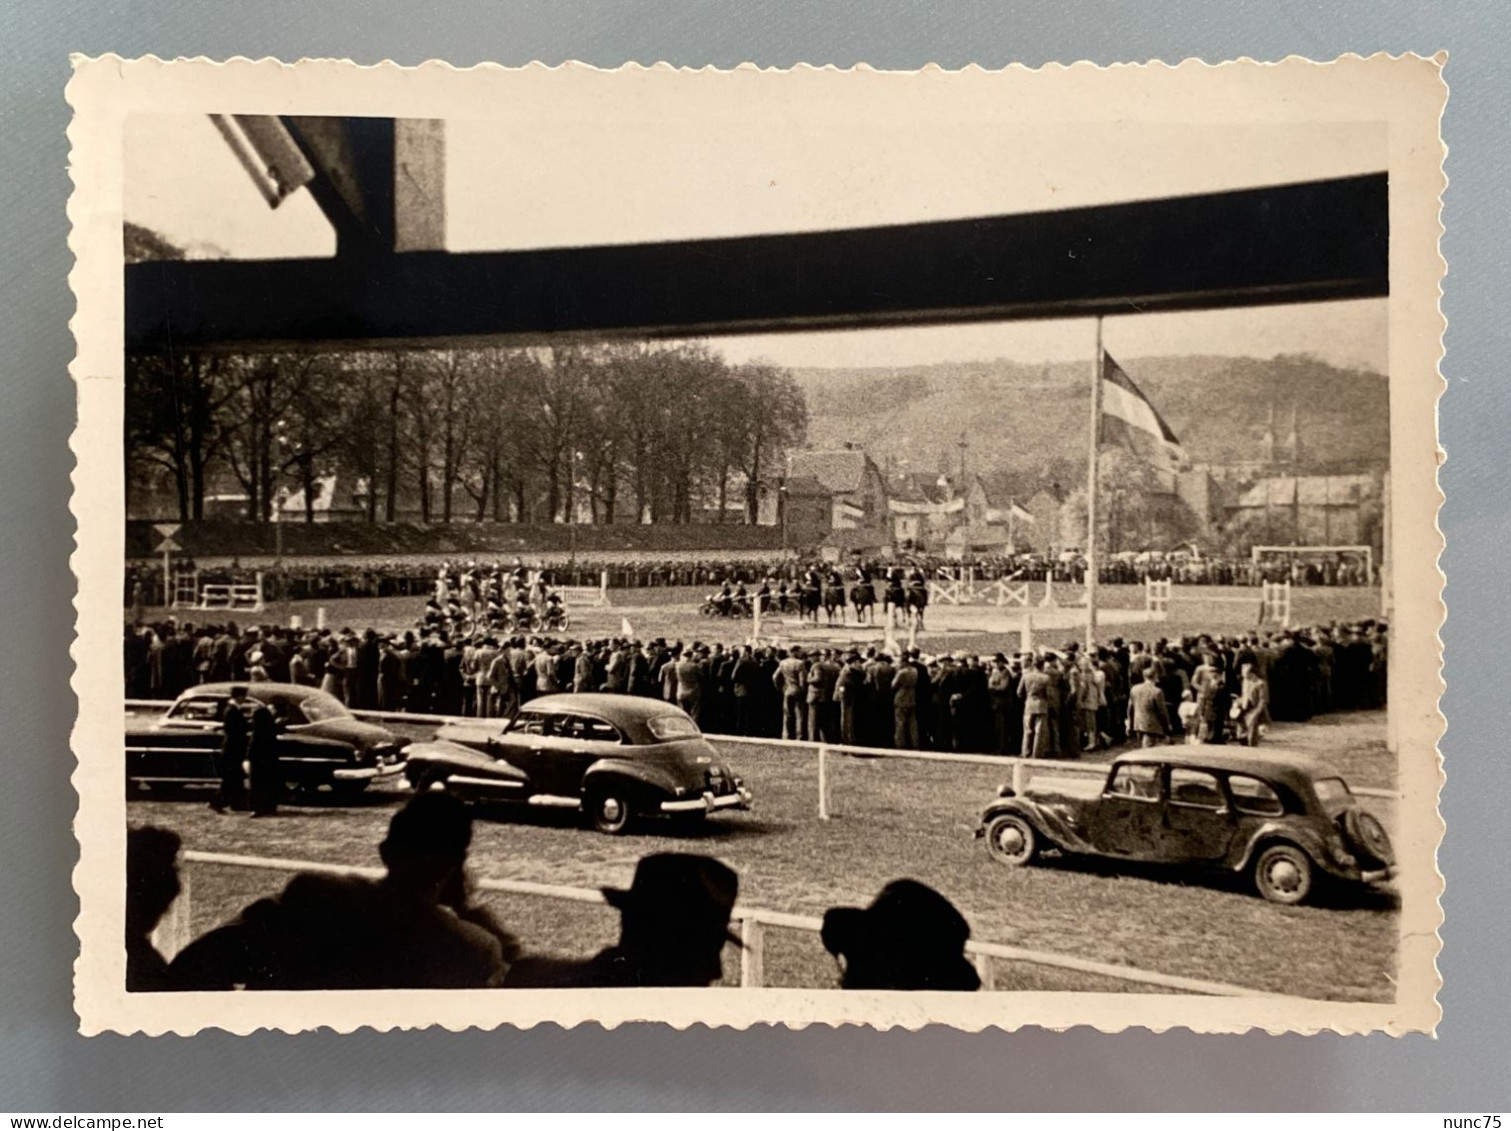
799, 582, 822, 626
850, 581, 876, 625
906, 583, 929, 630
822, 582, 847, 625
884, 578, 907, 626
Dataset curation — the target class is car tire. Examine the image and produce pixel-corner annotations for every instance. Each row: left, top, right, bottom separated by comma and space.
1253, 842, 1314, 905
1342, 808, 1393, 870
587, 785, 635, 835
984, 813, 1039, 867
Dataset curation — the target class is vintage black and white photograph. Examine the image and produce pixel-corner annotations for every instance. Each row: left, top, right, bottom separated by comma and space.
69, 56, 1445, 1035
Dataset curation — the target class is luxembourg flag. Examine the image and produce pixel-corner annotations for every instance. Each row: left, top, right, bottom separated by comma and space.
1099, 352, 1185, 468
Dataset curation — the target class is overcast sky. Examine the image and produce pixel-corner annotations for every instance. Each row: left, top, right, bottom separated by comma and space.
124, 113, 1388, 371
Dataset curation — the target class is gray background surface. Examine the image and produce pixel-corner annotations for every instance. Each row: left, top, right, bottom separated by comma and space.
1, 1, 1504, 1111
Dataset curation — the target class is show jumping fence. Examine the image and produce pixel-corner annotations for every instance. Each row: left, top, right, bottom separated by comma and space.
929, 568, 1033, 608
1143, 577, 1292, 627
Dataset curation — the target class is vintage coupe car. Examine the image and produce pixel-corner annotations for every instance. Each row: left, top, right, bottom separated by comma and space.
975, 748, 1395, 904
126, 682, 410, 794
402, 693, 753, 834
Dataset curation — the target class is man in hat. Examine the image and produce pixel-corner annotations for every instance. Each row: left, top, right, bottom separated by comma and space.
209, 685, 251, 813
506, 854, 739, 988
821, 879, 980, 991
774, 646, 808, 740
835, 652, 866, 748
806, 647, 841, 745
891, 655, 920, 750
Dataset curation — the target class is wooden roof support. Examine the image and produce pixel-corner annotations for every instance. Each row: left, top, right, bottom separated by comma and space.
125, 172, 1387, 354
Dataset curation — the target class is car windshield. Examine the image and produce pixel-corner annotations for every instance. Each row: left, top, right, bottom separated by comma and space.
646, 715, 700, 741
167, 697, 226, 722
297, 694, 351, 723
1312, 776, 1353, 815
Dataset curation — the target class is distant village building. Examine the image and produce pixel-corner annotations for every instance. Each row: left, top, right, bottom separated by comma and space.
276, 475, 367, 523
886, 471, 962, 549
943, 524, 1014, 560
1223, 472, 1383, 550
784, 446, 892, 551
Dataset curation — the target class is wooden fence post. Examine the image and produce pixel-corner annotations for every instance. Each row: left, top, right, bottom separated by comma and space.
739, 915, 766, 988
151, 862, 193, 961
1011, 759, 1027, 796
817, 743, 830, 820
970, 949, 995, 991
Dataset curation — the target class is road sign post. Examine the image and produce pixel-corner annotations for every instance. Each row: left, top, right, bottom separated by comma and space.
153, 523, 182, 609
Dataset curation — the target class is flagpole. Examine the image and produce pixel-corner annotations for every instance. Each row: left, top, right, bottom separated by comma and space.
1086, 316, 1104, 652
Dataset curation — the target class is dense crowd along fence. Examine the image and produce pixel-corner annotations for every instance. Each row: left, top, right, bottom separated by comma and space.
152, 849, 1295, 997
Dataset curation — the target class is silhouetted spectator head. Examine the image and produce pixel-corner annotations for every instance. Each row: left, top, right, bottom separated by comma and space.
601, 854, 739, 987
822, 879, 981, 991
126, 825, 183, 939
379, 791, 474, 899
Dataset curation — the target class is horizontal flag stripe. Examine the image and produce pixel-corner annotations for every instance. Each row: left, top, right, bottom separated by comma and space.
1102, 353, 1182, 444
1102, 414, 1182, 466
1102, 378, 1173, 441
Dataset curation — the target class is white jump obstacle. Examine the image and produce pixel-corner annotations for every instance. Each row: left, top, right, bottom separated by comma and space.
1144, 577, 1292, 627
196, 573, 265, 613
928, 568, 1032, 608
169, 567, 201, 610
555, 571, 610, 608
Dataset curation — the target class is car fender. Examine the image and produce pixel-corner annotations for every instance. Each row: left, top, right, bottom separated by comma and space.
404, 739, 527, 784
1231, 820, 1332, 874
979, 798, 1088, 853
581, 758, 681, 800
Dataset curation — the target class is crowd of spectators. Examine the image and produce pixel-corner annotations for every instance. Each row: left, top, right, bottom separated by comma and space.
126, 604, 1387, 757
127, 796, 981, 992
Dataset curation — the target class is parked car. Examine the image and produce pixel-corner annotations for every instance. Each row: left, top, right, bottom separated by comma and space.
126, 682, 409, 794
975, 747, 1395, 905
402, 693, 753, 834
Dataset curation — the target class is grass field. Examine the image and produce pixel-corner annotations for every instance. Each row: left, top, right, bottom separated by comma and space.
168, 582, 1385, 659
129, 708, 1399, 1000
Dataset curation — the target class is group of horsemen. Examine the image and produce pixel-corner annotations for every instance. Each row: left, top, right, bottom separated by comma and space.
704, 564, 931, 626
422, 565, 570, 635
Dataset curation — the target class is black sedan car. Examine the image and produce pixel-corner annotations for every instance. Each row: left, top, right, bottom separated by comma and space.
976, 747, 1395, 904
402, 693, 753, 834
126, 682, 409, 795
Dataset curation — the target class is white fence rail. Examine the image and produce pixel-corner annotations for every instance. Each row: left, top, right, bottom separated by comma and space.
160, 849, 1288, 997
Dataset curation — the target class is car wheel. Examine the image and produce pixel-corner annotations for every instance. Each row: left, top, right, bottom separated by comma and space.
984, 813, 1039, 867
1253, 842, 1314, 905
587, 786, 635, 835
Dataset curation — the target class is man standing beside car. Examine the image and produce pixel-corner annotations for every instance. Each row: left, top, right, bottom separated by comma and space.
210, 686, 251, 813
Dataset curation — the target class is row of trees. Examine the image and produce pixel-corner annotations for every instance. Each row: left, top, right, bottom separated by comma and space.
125, 341, 809, 526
